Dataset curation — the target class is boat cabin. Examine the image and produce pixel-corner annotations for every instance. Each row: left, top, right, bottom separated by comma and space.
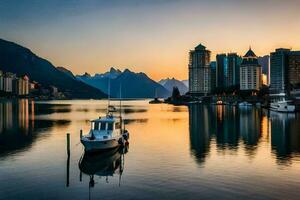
90, 117, 121, 133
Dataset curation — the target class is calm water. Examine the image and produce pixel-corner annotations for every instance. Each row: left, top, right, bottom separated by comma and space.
0, 99, 300, 200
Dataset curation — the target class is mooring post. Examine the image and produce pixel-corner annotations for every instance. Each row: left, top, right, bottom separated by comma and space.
80, 129, 82, 139
67, 133, 70, 156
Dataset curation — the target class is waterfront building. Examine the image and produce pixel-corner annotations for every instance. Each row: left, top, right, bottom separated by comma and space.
188, 44, 211, 96
216, 54, 227, 88
15, 75, 29, 96
216, 53, 242, 88
3, 72, 15, 93
270, 48, 290, 94
270, 49, 300, 94
210, 61, 216, 92
287, 51, 300, 90
227, 53, 242, 87
240, 48, 262, 91
0, 70, 3, 91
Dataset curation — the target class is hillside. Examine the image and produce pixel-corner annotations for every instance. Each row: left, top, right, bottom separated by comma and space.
0, 39, 106, 99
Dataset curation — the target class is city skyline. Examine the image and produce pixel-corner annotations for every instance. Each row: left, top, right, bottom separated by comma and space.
1, 0, 300, 81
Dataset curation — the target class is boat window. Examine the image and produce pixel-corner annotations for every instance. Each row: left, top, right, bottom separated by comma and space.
100, 122, 106, 130
91, 122, 94, 129
107, 123, 114, 131
94, 122, 100, 130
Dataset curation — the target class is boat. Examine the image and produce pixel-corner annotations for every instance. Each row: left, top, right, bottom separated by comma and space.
149, 89, 163, 104
238, 101, 252, 107
81, 83, 129, 152
149, 97, 163, 104
270, 99, 295, 113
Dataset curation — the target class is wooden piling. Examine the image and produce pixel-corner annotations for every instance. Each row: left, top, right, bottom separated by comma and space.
67, 133, 70, 156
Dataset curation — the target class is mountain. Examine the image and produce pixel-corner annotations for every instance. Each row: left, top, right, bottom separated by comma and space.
159, 78, 188, 95
0, 38, 106, 99
182, 80, 188, 88
76, 68, 170, 98
57, 66, 76, 79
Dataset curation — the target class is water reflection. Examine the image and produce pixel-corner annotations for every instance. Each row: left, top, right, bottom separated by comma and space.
188, 104, 300, 165
78, 146, 128, 199
0, 99, 71, 156
188, 105, 211, 164
270, 112, 300, 165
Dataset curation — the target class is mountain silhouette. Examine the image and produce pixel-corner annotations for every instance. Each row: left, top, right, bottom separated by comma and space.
159, 78, 188, 94
77, 68, 170, 98
0, 38, 106, 99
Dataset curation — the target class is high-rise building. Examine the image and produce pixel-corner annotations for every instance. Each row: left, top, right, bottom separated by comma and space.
210, 61, 216, 92
216, 53, 242, 88
240, 48, 262, 91
227, 53, 242, 87
188, 44, 211, 96
287, 51, 300, 89
270, 48, 290, 94
216, 54, 227, 88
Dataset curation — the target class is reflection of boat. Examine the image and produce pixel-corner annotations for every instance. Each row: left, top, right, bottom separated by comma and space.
79, 146, 127, 177
79, 146, 128, 198
270, 99, 295, 113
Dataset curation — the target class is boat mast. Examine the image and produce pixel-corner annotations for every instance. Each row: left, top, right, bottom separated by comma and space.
107, 75, 111, 110
119, 83, 122, 133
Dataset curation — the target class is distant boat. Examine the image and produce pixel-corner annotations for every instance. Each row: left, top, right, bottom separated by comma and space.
149, 89, 163, 104
149, 97, 163, 104
270, 98, 295, 113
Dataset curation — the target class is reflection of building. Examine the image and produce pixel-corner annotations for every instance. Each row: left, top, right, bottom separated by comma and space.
239, 108, 261, 154
270, 112, 300, 165
215, 106, 240, 149
240, 48, 262, 91
188, 44, 211, 96
0, 70, 4, 91
188, 104, 212, 164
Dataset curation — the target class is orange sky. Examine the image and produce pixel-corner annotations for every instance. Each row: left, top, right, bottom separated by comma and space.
1, 0, 300, 81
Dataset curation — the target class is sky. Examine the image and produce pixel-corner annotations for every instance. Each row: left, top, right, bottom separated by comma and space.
1, 0, 300, 81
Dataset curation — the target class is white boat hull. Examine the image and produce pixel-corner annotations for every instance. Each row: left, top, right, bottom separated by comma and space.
81, 137, 122, 152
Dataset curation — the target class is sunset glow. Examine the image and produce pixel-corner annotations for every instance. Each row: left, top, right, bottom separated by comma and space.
1, 0, 300, 80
